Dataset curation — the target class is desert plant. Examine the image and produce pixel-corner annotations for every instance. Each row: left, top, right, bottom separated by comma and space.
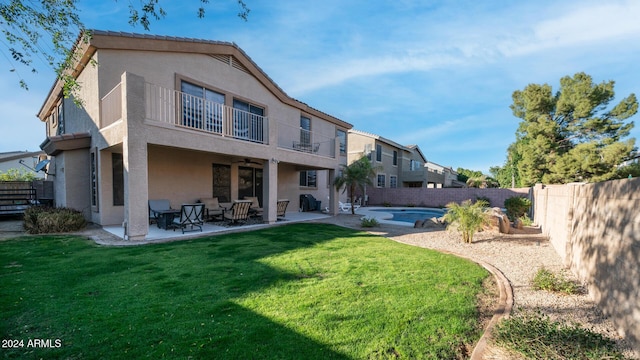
360, 216, 379, 228
532, 267, 581, 295
443, 200, 490, 243
23, 206, 86, 234
334, 156, 379, 215
504, 196, 531, 221
519, 214, 533, 226
494, 310, 624, 359
475, 196, 491, 207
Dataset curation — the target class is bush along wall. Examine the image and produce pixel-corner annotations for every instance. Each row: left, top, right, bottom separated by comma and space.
23, 206, 87, 234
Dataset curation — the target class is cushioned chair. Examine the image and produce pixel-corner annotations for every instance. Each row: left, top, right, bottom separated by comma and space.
149, 199, 171, 224
172, 204, 205, 233
224, 200, 252, 224
199, 197, 224, 221
277, 199, 289, 220
244, 196, 263, 217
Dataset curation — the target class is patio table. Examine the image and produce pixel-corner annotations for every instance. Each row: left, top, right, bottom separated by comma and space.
156, 209, 180, 230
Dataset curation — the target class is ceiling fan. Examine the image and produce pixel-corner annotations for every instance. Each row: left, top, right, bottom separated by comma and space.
237, 158, 262, 166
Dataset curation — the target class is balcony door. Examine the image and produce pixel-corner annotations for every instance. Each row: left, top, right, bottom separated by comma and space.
181, 81, 225, 132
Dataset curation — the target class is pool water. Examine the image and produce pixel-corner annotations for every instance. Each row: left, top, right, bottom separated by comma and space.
371, 208, 445, 223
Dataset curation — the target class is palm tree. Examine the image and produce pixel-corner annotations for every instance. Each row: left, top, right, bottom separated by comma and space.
334, 156, 377, 214
443, 200, 490, 243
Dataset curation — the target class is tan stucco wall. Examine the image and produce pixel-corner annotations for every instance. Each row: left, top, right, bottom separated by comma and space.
533, 180, 640, 351
39, 34, 350, 236
53, 149, 91, 218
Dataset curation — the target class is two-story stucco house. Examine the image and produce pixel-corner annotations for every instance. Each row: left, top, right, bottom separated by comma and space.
37, 30, 351, 240
347, 130, 428, 190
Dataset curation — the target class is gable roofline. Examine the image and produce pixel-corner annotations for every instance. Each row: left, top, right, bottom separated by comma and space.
0, 151, 45, 162
38, 30, 352, 129
406, 144, 427, 163
348, 129, 410, 151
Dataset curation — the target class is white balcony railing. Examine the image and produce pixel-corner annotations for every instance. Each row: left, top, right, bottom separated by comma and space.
144, 83, 268, 144
99, 82, 338, 157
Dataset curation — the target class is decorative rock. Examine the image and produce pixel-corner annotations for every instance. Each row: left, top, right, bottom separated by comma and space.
514, 218, 524, 230
414, 219, 424, 228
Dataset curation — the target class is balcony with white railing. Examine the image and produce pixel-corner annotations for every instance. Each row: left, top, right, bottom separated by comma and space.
143, 83, 268, 144
99, 82, 339, 157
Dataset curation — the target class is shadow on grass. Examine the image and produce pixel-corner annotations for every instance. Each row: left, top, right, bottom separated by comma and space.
0, 223, 358, 359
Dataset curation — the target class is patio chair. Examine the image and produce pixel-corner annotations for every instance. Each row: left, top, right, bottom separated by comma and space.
149, 199, 172, 224
171, 203, 205, 233
277, 199, 289, 220
199, 197, 224, 221
244, 196, 263, 217
223, 200, 252, 225
339, 201, 361, 212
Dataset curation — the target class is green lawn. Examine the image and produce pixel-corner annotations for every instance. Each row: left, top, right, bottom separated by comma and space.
1, 223, 489, 359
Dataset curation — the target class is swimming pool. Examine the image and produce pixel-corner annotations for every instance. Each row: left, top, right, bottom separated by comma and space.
369, 208, 446, 223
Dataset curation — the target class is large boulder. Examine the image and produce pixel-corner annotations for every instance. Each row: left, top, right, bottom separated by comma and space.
414, 217, 445, 229
487, 207, 511, 234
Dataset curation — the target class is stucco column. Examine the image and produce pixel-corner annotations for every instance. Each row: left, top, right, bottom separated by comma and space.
121, 72, 149, 240
328, 168, 338, 215
262, 159, 278, 224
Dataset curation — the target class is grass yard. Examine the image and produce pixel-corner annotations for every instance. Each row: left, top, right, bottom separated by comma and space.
1, 223, 490, 359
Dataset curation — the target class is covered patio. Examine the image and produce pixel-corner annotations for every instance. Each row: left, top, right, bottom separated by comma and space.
101, 210, 331, 244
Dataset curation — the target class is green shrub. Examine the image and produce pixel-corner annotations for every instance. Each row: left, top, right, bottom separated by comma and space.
443, 200, 489, 243
360, 216, 379, 228
519, 214, 533, 226
494, 311, 625, 359
532, 267, 581, 295
23, 206, 87, 234
504, 196, 531, 221
475, 196, 491, 207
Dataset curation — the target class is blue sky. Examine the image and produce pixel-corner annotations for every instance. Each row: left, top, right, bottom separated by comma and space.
2, 0, 640, 174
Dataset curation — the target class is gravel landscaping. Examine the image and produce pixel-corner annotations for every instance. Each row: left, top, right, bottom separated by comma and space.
320, 214, 638, 359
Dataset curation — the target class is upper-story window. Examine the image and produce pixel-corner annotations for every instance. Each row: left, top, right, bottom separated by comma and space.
410, 159, 422, 171
300, 116, 311, 145
56, 101, 65, 135
181, 81, 225, 132
336, 129, 346, 155
375, 144, 382, 162
393, 150, 398, 166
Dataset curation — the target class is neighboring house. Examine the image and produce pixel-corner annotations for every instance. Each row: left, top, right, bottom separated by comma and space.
37, 30, 351, 240
0, 151, 46, 178
347, 130, 465, 191
347, 130, 429, 191
424, 161, 465, 188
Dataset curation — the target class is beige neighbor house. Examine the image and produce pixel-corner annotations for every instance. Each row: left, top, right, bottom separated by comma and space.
425, 161, 466, 188
347, 130, 429, 191
37, 30, 351, 240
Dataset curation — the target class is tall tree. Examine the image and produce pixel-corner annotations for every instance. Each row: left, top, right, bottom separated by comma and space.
508, 72, 637, 185
1, 0, 249, 93
334, 157, 378, 215
456, 167, 483, 183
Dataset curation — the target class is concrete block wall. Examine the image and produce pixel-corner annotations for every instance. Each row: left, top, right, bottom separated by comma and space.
364, 187, 531, 208
533, 179, 640, 351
